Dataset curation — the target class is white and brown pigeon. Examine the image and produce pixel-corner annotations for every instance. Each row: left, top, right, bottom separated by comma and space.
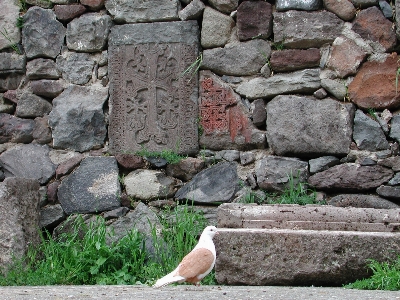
152, 225, 218, 288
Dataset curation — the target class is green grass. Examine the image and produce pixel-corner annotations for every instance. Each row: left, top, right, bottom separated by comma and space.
0, 204, 215, 286
271, 39, 285, 51
134, 146, 186, 164
0, 28, 21, 54
146, 204, 216, 285
179, 53, 202, 81
238, 172, 320, 205
345, 257, 400, 291
0, 216, 147, 285
367, 108, 377, 120
266, 177, 319, 205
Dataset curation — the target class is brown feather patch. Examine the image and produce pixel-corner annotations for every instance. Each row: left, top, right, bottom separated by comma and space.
175, 248, 214, 280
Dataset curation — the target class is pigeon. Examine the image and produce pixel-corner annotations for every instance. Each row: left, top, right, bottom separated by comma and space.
152, 225, 218, 288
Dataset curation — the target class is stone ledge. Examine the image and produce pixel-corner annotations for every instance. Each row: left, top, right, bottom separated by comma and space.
215, 228, 400, 286
218, 203, 400, 232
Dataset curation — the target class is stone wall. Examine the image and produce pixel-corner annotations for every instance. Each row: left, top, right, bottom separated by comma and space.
1, 0, 400, 265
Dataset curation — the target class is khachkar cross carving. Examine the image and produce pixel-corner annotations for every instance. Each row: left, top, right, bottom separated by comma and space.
125, 44, 179, 147
109, 42, 198, 155
200, 77, 237, 135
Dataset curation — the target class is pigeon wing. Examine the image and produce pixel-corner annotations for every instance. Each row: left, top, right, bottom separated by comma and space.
175, 248, 215, 279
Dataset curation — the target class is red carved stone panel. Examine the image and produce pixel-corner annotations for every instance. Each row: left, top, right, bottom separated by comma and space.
199, 70, 266, 150
200, 76, 237, 135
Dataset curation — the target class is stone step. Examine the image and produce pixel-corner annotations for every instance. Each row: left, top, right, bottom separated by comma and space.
215, 204, 400, 286
218, 203, 400, 232
215, 227, 400, 286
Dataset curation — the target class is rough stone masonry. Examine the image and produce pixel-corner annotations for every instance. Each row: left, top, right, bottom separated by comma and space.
1, 0, 400, 285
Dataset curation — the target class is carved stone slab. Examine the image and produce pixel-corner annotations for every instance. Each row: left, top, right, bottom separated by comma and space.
199, 70, 266, 150
108, 21, 199, 155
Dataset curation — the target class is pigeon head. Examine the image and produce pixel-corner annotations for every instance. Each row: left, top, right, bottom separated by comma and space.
201, 226, 218, 239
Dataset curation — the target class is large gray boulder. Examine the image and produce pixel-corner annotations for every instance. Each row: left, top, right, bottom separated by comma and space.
0, 53, 25, 76
106, 202, 163, 257
255, 156, 309, 192
26, 58, 61, 80
15, 91, 52, 118
328, 194, 400, 209
124, 169, 181, 201
0, 178, 41, 271
273, 10, 344, 49
105, 0, 181, 23
30, 80, 64, 98
201, 39, 271, 76
40, 204, 66, 228
376, 185, 400, 202
58, 156, 121, 215
22, 7, 66, 59
353, 110, 389, 151
175, 161, 240, 204
66, 13, 112, 52
0, 144, 56, 184
208, 0, 238, 14
236, 69, 321, 100
266, 96, 355, 158
56, 51, 96, 85
0, 0, 21, 51
276, 0, 321, 11
201, 6, 235, 48
309, 163, 394, 191
0, 113, 35, 143
389, 114, 400, 144
48, 84, 108, 152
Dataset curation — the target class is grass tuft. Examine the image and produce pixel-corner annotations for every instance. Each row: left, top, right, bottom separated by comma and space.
267, 172, 321, 205
0, 205, 215, 286
146, 203, 216, 285
0, 216, 147, 285
345, 257, 400, 291
134, 146, 186, 164
0, 28, 21, 54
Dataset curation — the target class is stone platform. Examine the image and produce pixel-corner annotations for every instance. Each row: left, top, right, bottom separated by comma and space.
215, 204, 400, 286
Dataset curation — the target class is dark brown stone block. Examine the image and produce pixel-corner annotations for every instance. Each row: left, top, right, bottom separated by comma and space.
352, 6, 396, 52
54, 4, 86, 21
236, 1, 273, 41
80, 0, 105, 10
30, 79, 64, 98
270, 48, 321, 73
115, 153, 146, 170
348, 53, 400, 110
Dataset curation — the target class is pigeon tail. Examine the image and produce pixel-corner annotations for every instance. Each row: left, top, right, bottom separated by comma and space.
152, 272, 185, 288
